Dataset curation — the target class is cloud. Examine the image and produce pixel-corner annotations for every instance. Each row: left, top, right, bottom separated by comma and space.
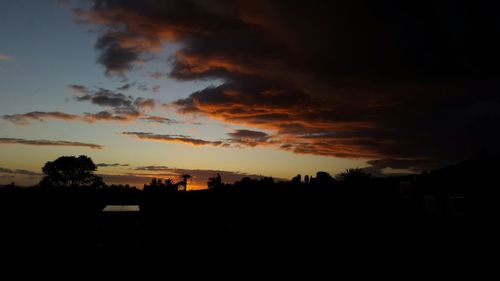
123, 132, 224, 146
76, 88, 135, 108
94, 33, 145, 76
73, 85, 157, 115
227, 129, 271, 147
0, 54, 14, 61
116, 82, 135, 90
138, 115, 177, 124
3, 84, 171, 125
148, 72, 164, 80
76, 1, 500, 171
1, 110, 138, 124
96, 163, 130, 167
121, 128, 383, 159
134, 97, 155, 109
0, 167, 41, 176
116, 82, 158, 92
134, 165, 170, 171
3, 110, 177, 126
2, 111, 81, 125
68, 84, 92, 94
83, 110, 137, 122
0, 137, 103, 149
99, 174, 149, 186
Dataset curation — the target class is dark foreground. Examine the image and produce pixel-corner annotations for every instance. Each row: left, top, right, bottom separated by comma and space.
0, 184, 495, 280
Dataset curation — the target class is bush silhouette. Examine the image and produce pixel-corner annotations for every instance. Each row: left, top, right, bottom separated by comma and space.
207, 173, 223, 190
336, 168, 371, 183
144, 177, 179, 192
313, 171, 335, 185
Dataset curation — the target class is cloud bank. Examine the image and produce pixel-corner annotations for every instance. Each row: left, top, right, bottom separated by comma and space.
74, 0, 500, 171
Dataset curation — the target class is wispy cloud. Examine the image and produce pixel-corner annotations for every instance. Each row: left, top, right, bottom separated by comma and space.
0, 137, 103, 149
96, 163, 130, 167
122, 130, 276, 149
0, 167, 41, 176
123, 132, 225, 146
133, 165, 170, 171
0, 54, 14, 61
138, 116, 177, 124
2, 111, 81, 125
4, 82, 176, 126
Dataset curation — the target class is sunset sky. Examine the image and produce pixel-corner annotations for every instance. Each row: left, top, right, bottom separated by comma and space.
1, 1, 499, 189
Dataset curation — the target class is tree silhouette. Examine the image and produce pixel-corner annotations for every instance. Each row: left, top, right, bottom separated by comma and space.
38, 155, 104, 189
315, 171, 335, 185
336, 168, 371, 183
179, 174, 192, 191
207, 173, 222, 190
291, 174, 302, 184
144, 177, 179, 192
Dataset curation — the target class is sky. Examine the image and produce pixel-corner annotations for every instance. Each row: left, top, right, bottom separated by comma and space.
1, 0, 500, 189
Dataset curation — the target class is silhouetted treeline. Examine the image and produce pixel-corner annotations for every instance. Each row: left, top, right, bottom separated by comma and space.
1, 155, 498, 278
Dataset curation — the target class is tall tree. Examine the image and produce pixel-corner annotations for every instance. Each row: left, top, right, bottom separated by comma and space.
179, 174, 192, 191
39, 155, 104, 189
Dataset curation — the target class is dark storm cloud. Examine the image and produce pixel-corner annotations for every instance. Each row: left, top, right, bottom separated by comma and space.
77, 0, 500, 171
0, 137, 103, 149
